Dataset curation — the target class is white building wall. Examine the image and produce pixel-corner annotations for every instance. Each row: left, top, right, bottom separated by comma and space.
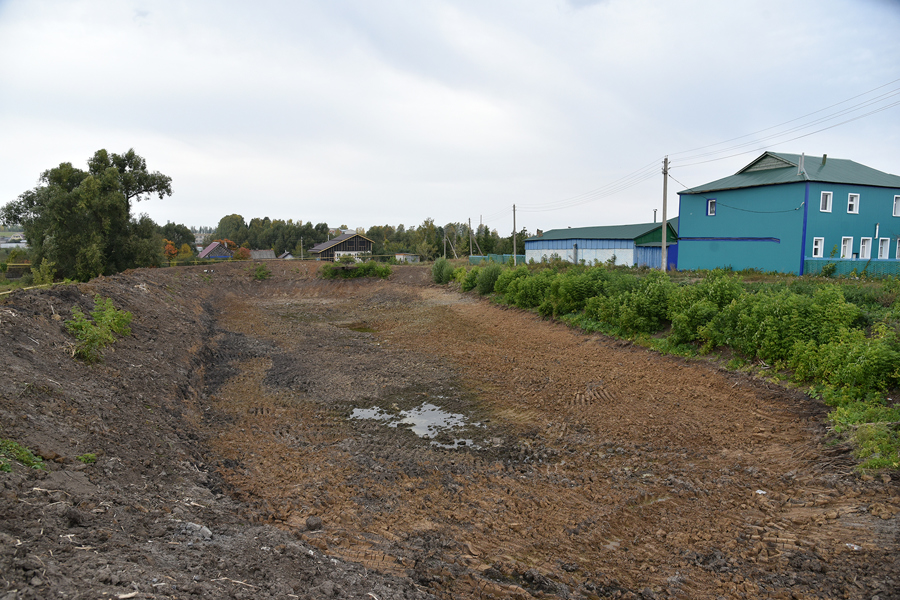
526, 248, 634, 266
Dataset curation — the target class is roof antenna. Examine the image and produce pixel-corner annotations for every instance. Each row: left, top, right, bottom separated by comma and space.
798, 153, 805, 176
821, 154, 827, 166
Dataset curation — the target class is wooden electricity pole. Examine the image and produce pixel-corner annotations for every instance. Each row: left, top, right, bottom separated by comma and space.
512, 204, 517, 265
661, 156, 669, 271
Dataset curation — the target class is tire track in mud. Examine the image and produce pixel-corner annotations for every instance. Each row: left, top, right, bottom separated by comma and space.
196, 272, 900, 600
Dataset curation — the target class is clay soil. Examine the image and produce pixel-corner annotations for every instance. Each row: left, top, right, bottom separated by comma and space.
1, 262, 898, 600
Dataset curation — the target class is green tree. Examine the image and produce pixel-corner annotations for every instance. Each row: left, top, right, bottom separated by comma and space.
210, 214, 249, 246
159, 222, 194, 250
1, 149, 170, 281
87, 149, 172, 209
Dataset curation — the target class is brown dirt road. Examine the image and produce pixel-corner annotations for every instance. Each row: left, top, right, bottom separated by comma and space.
1, 262, 898, 599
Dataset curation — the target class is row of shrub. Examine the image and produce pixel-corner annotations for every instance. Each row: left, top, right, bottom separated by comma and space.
321, 260, 392, 279
433, 260, 900, 470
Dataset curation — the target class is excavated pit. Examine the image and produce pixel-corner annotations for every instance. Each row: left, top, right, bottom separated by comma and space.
1, 261, 898, 600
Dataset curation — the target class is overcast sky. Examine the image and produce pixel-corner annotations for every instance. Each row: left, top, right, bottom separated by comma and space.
2, 0, 899, 236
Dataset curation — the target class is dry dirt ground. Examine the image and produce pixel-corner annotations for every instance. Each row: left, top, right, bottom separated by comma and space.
0, 262, 898, 600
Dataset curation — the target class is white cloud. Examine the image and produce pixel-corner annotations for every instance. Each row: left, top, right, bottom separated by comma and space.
1, 0, 899, 234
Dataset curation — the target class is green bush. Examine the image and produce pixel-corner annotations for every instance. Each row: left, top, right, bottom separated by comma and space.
698, 285, 861, 364
452, 267, 467, 285
669, 299, 719, 345
494, 265, 528, 297
616, 270, 676, 335
253, 264, 272, 280
321, 261, 391, 279
557, 270, 601, 313
461, 267, 481, 292
476, 263, 503, 295
431, 257, 454, 284
790, 326, 900, 392
513, 268, 555, 309
667, 270, 744, 344
65, 295, 133, 363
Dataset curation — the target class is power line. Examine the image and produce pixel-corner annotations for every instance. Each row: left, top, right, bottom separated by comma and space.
669, 77, 900, 159
673, 88, 900, 165
675, 98, 900, 168
481, 77, 900, 223
668, 173, 804, 213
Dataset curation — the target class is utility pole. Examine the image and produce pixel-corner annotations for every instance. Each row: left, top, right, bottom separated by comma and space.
512, 204, 517, 265
300, 237, 303, 259
469, 218, 473, 256
661, 156, 669, 271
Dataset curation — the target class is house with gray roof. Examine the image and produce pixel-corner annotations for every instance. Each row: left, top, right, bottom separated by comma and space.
309, 232, 373, 261
524, 220, 678, 269
198, 241, 233, 260
677, 152, 900, 275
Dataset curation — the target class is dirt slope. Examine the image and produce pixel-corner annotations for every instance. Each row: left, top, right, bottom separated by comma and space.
1, 262, 898, 600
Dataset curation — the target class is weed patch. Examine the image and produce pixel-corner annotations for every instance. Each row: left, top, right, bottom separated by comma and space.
65, 295, 133, 363
0, 438, 46, 472
253, 264, 272, 280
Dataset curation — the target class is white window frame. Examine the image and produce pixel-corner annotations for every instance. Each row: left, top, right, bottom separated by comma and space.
894, 195, 900, 217
859, 237, 871, 259
812, 237, 825, 258
820, 191, 832, 213
847, 193, 859, 214
841, 236, 853, 259
707, 198, 716, 216
878, 238, 890, 259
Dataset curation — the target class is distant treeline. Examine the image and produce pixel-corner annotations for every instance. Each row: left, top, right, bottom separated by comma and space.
208, 214, 529, 260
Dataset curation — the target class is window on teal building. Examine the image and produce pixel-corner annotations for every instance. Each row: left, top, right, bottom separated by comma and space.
860, 237, 872, 259
812, 237, 824, 258
841, 237, 853, 259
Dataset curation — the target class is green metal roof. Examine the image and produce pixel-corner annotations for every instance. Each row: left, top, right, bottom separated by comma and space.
526, 219, 677, 242
678, 152, 900, 195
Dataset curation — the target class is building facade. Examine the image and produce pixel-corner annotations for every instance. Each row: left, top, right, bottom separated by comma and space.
524, 221, 678, 269
309, 233, 374, 261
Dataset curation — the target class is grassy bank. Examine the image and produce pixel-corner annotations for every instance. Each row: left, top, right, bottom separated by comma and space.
435, 258, 900, 471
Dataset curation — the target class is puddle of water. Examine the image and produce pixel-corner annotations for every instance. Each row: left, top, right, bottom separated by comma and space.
350, 403, 478, 449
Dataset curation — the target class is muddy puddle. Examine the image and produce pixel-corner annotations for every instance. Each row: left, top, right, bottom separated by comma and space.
350, 402, 480, 449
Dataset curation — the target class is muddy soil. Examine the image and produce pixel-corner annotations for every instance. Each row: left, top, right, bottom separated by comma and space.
1, 262, 898, 600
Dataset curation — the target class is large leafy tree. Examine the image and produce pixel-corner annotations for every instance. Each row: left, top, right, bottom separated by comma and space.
1, 149, 172, 281
159, 221, 194, 250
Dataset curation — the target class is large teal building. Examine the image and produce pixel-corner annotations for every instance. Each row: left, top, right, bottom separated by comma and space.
677, 152, 900, 275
